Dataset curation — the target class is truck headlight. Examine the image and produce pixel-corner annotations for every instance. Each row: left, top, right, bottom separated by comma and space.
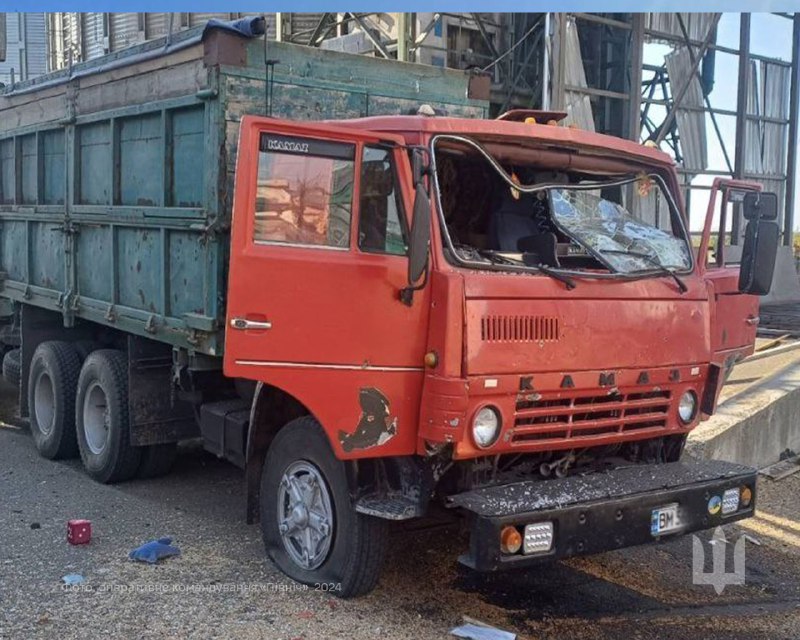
472, 406, 501, 448
678, 390, 698, 424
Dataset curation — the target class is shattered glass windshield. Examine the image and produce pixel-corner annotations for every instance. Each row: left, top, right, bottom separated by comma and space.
549, 186, 692, 273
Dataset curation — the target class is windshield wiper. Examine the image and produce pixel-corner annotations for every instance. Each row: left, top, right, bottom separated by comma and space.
601, 249, 688, 294
478, 250, 577, 290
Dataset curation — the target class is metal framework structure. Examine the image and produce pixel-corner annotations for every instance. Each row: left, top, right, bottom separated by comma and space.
543, 12, 799, 245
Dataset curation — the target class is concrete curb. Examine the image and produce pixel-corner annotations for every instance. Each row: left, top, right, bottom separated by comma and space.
687, 362, 800, 468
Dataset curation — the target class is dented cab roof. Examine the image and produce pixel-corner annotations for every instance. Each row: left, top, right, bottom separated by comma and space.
330, 115, 676, 170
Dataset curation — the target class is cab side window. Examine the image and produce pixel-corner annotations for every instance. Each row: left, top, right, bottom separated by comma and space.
253, 134, 355, 248
358, 146, 408, 255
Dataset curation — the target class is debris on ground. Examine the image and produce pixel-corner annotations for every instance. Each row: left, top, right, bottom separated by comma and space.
760, 456, 800, 481
129, 537, 181, 564
61, 574, 84, 586
451, 616, 516, 640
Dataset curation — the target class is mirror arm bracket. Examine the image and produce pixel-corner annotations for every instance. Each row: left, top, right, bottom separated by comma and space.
399, 262, 429, 307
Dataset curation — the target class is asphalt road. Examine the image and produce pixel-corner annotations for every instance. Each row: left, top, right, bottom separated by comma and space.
1, 379, 799, 640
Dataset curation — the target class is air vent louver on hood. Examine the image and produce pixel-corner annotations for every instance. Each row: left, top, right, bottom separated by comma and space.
480, 315, 560, 342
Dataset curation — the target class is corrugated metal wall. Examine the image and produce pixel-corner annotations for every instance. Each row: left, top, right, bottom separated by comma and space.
745, 60, 790, 211
81, 13, 106, 60
664, 46, 708, 173
646, 13, 715, 42
109, 13, 142, 52
561, 16, 596, 132
47, 13, 285, 68
0, 13, 48, 84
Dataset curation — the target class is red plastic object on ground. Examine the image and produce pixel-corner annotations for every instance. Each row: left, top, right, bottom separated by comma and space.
67, 520, 92, 545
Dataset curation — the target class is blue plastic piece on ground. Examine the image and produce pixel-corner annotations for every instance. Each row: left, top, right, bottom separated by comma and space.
129, 537, 181, 564
62, 573, 84, 585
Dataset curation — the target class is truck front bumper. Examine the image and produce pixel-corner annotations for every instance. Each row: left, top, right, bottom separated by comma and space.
447, 459, 756, 571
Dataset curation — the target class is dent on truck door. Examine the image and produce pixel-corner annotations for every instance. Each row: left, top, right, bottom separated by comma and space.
223, 116, 430, 458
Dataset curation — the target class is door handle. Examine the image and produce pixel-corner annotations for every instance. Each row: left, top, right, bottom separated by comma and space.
230, 317, 272, 330
745, 316, 759, 326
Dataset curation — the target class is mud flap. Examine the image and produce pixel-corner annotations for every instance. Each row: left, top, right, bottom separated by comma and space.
128, 335, 198, 446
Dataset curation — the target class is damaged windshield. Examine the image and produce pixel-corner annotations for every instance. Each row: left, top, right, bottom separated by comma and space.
432, 135, 693, 278
549, 188, 692, 272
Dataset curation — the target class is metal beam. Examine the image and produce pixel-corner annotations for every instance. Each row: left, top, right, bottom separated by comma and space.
572, 13, 632, 30
655, 12, 721, 145
784, 13, 800, 246
676, 14, 733, 176
396, 12, 409, 62
0, 14, 6, 63
731, 13, 751, 245
643, 27, 792, 67
471, 13, 502, 61
409, 13, 441, 53
628, 13, 645, 141
348, 13, 391, 59
306, 13, 333, 46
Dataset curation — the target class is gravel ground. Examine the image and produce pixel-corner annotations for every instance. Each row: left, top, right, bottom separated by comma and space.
1, 379, 799, 640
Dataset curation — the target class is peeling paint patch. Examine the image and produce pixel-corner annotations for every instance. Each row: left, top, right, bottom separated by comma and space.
338, 387, 396, 452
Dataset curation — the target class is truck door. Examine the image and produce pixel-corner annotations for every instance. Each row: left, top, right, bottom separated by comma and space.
224, 116, 430, 457
698, 179, 761, 367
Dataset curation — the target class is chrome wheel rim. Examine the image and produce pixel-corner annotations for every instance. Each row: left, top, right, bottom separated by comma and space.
277, 461, 334, 570
33, 372, 55, 436
83, 381, 109, 455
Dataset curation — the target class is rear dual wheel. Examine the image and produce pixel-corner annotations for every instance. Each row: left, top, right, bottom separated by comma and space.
75, 350, 142, 483
28, 341, 82, 459
75, 349, 176, 483
26, 343, 175, 482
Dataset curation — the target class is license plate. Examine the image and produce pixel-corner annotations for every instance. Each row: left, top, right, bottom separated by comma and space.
651, 503, 681, 536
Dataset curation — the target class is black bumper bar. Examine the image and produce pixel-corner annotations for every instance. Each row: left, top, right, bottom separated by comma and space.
447, 459, 756, 571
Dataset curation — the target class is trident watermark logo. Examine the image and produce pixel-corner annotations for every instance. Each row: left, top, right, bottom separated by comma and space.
692, 526, 746, 594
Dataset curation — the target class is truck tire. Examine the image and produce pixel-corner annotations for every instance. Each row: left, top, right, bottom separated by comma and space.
137, 443, 178, 479
75, 349, 142, 483
2, 347, 21, 387
260, 416, 388, 598
27, 341, 82, 460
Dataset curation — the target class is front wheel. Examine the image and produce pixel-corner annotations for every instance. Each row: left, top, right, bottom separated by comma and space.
260, 416, 387, 598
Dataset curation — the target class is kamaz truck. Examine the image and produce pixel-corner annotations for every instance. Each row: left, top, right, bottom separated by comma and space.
0, 20, 779, 596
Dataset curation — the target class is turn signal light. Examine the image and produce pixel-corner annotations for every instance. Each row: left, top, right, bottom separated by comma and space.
500, 526, 522, 554
740, 485, 753, 508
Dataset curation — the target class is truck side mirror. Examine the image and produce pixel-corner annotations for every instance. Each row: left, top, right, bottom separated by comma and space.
738, 191, 779, 296
400, 149, 431, 306
407, 182, 431, 286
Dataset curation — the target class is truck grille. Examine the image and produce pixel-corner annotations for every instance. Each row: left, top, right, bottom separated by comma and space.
511, 390, 671, 444
481, 315, 560, 342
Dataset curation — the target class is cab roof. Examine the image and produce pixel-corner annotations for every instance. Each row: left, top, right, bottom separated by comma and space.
330, 115, 676, 170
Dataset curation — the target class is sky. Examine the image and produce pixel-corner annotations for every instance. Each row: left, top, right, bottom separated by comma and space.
642, 13, 797, 231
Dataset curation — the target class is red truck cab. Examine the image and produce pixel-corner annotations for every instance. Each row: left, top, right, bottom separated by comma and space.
223, 112, 778, 596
